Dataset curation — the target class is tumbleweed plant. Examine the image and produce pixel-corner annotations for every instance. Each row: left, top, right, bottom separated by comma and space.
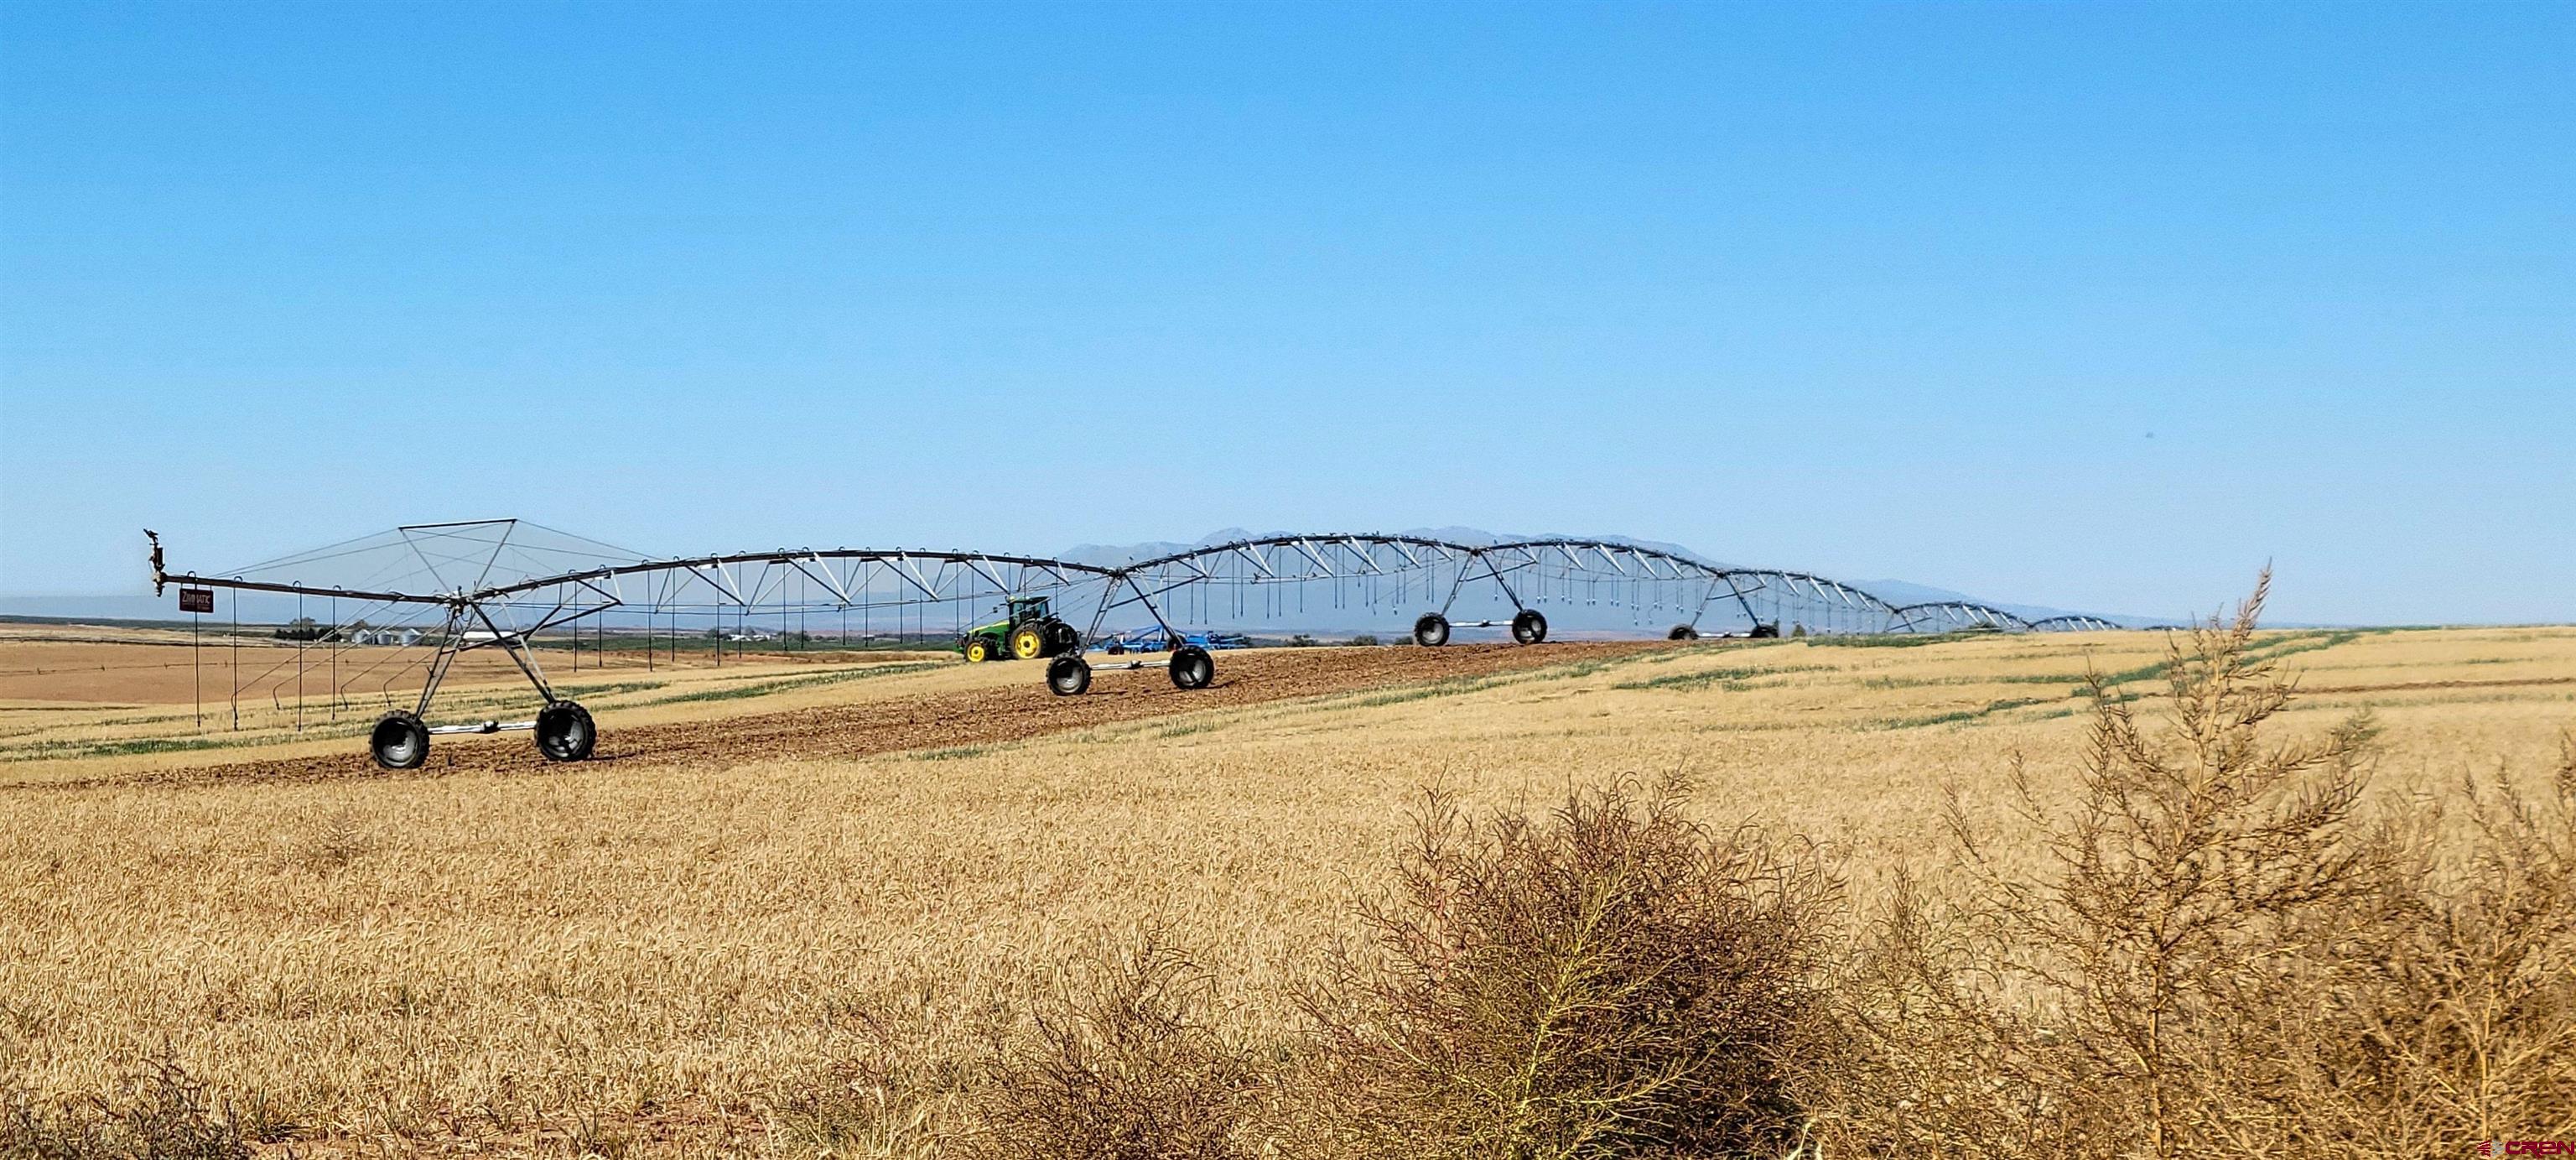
1295, 773, 1841, 1159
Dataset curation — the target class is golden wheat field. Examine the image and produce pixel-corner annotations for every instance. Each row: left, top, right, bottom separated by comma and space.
3, 621, 2572, 1156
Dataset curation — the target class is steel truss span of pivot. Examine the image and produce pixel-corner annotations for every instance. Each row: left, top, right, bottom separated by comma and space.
145, 523, 2135, 766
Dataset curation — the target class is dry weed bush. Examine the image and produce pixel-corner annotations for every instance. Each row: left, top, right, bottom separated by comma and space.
1291, 774, 1841, 1159
2253, 740, 2576, 1152
1, 1054, 257, 1160
1820, 575, 2576, 1156
969, 931, 1261, 1160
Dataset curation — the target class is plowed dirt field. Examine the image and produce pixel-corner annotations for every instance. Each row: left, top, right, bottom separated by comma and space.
82, 642, 1663, 788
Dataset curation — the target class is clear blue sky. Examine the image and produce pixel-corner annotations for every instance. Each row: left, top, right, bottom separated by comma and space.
3, 2, 2568, 624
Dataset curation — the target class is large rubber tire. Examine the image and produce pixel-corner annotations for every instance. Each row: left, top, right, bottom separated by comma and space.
1046, 655, 1092, 696
1750, 623, 1780, 639
1010, 624, 1045, 660
1106, 642, 1127, 656
1044, 620, 1080, 656
1413, 613, 1451, 648
1669, 624, 1700, 641
1169, 645, 1215, 690
534, 700, 596, 762
1512, 609, 1549, 645
370, 711, 428, 771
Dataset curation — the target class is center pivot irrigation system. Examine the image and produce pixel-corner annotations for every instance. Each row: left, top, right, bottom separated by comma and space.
147, 521, 2127, 769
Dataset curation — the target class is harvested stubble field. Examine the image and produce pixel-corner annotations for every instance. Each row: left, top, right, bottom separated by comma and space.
2, 615, 2572, 1157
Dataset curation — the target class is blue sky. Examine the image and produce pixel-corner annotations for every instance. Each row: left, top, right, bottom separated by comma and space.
2, 2, 2568, 624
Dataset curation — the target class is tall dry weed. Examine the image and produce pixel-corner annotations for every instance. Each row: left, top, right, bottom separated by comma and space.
1818, 575, 2576, 1156
2231, 736, 2576, 1152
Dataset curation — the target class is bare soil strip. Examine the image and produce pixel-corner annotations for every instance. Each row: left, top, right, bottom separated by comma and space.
38, 642, 1665, 790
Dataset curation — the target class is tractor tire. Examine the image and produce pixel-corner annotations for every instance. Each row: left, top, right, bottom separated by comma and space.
1010, 624, 1046, 660
534, 700, 596, 762
1512, 609, 1549, 644
1046, 655, 1092, 696
1169, 645, 1214, 690
1044, 619, 1080, 656
963, 637, 992, 663
1669, 624, 1700, 641
1413, 613, 1451, 648
370, 710, 429, 771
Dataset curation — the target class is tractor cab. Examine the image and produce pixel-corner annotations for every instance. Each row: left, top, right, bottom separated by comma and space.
1006, 596, 1052, 627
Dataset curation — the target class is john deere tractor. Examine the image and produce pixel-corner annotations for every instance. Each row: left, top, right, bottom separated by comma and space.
959, 596, 1081, 663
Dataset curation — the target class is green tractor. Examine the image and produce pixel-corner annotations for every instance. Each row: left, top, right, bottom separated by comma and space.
959, 596, 1081, 663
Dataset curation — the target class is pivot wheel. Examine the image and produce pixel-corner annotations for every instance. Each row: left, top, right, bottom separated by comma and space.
1669, 624, 1700, 641
963, 637, 992, 663
1046, 655, 1092, 696
1010, 624, 1046, 660
1106, 641, 1127, 655
1512, 609, 1549, 645
370, 710, 428, 771
1044, 620, 1081, 655
1169, 644, 1215, 690
535, 700, 596, 762
1413, 613, 1451, 648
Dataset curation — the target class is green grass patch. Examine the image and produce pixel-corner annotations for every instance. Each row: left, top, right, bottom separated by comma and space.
1337, 674, 1524, 709
554, 679, 670, 698
1616, 665, 1827, 692
912, 745, 990, 761
2255, 629, 2365, 661
1798, 632, 1994, 649
25, 736, 240, 759
648, 662, 944, 705
1867, 697, 2050, 731
1, 731, 329, 763
1304, 651, 1665, 714
1861, 672, 2101, 690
